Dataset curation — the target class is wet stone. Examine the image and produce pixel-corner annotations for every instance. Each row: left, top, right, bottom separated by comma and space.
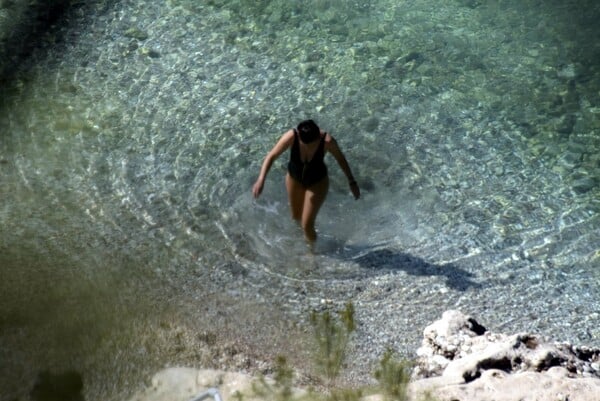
124, 27, 149, 41
571, 177, 597, 194
557, 114, 577, 135
128, 39, 139, 51
140, 47, 161, 58
361, 116, 379, 132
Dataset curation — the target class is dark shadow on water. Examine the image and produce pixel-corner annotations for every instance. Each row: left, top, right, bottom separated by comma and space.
1, 0, 74, 79
351, 248, 481, 291
316, 240, 482, 291
0, 0, 117, 89
227, 225, 482, 291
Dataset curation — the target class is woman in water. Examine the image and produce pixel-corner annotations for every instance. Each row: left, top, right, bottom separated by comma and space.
252, 119, 360, 242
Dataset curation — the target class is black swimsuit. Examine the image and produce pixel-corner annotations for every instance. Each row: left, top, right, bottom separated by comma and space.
287, 129, 328, 187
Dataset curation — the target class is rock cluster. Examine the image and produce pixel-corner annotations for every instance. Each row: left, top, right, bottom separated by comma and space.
410, 310, 600, 401
129, 368, 256, 401
129, 310, 600, 401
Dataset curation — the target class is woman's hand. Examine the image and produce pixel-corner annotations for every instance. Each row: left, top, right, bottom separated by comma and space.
350, 181, 360, 200
252, 178, 264, 198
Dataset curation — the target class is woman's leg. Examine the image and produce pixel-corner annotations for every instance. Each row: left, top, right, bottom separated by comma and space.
285, 173, 305, 222
301, 176, 329, 242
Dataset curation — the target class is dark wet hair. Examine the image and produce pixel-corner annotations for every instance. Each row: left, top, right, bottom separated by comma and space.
297, 119, 320, 143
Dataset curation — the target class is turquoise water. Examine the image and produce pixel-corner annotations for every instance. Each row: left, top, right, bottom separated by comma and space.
1, 0, 599, 399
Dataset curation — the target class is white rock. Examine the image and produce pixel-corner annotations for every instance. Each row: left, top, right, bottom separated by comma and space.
129, 368, 306, 401
411, 310, 600, 401
431, 355, 450, 369
130, 368, 256, 401
130, 311, 600, 401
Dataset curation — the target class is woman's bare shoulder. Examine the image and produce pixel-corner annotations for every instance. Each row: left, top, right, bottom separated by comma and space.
268, 129, 295, 155
324, 132, 338, 145
324, 133, 344, 156
281, 129, 296, 142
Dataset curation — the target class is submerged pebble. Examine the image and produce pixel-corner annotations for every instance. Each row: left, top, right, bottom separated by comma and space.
124, 27, 149, 41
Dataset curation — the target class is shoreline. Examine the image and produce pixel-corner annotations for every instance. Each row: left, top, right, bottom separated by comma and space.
123, 310, 600, 401
13, 303, 600, 401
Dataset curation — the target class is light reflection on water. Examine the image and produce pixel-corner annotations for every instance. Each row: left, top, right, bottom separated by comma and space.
1, 0, 599, 399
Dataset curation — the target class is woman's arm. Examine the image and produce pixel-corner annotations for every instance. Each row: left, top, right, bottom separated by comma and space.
325, 134, 360, 199
252, 129, 294, 198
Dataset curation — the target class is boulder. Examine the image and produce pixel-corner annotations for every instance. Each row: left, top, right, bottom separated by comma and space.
129, 368, 255, 401
129, 311, 600, 401
128, 368, 308, 401
410, 310, 600, 401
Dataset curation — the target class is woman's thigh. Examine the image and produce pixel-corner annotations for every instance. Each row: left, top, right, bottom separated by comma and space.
285, 173, 305, 221
302, 176, 329, 226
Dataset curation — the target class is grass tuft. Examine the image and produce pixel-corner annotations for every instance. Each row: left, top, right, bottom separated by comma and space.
242, 303, 438, 401
251, 355, 295, 401
309, 302, 356, 384
374, 348, 412, 401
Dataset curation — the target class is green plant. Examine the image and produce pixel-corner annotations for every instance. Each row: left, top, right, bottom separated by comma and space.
325, 387, 363, 401
251, 355, 295, 401
309, 303, 356, 383
243, 303, 440, 401
373, 348, 412, 401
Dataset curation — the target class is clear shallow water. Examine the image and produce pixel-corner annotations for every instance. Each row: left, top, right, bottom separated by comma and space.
1, 0, 599, 399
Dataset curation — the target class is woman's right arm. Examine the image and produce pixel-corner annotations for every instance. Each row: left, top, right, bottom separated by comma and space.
252, 129, 294, 198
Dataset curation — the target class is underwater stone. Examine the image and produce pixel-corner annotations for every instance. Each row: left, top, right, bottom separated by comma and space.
124, 39, 139, 54
140, 47, 161, 58
361, 116, 379, 132
300, 61, 319, 75
571, 177, 596, 194
557, 114, 576, 135
557, 64, 577, 79
124, 27, 149, 41
567, 140, 589, 155
329, 24, 349, 36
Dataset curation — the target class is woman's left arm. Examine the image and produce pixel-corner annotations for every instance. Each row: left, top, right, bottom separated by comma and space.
326, 135, 360, 199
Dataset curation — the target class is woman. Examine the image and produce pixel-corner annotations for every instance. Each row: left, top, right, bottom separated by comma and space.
252, 119, 360, 242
